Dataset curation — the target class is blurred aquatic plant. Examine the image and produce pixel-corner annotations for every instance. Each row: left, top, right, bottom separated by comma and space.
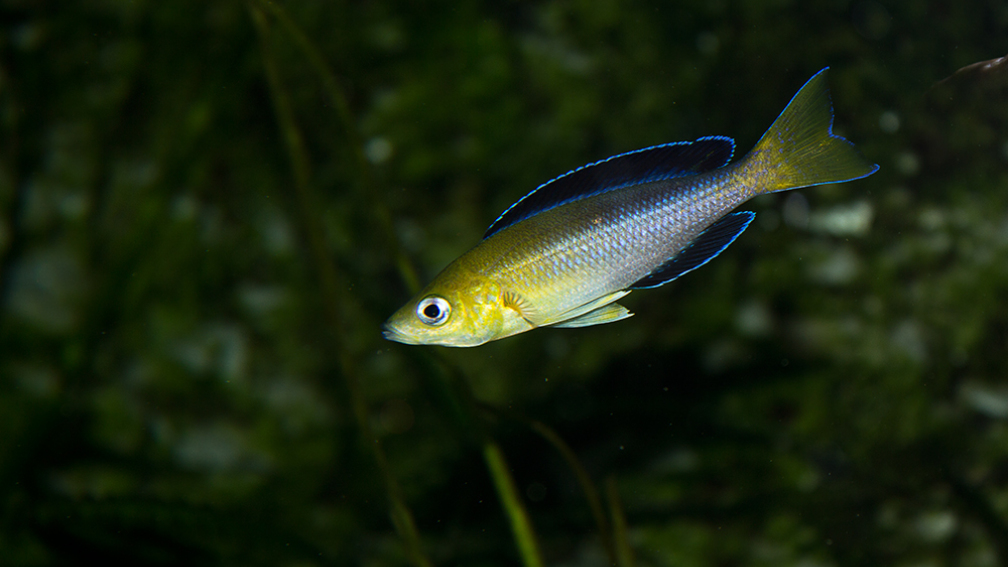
250, 3, 614, 565
249, 4, 431, 565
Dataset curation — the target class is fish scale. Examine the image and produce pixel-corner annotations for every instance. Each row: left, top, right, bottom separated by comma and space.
465, 170, 748, 322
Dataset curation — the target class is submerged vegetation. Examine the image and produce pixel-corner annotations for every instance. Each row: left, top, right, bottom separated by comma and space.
2, 1, 1008, 565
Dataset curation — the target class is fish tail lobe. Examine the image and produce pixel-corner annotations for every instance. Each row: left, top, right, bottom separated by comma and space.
747, 68, 878, 194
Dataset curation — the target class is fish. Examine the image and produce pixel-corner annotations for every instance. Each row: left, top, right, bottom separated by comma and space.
383, 68, 878, 347
931, 53, 1008, 95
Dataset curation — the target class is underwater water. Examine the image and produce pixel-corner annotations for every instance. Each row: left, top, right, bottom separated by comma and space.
2, 0, 1008, 565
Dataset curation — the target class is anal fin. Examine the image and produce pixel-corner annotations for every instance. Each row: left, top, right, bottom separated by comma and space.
550, 302, 633, 328
632, 211, 755, 289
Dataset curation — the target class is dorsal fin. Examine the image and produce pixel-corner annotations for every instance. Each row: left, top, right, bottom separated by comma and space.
484, 136, 736, 239
631, 211, 755, 289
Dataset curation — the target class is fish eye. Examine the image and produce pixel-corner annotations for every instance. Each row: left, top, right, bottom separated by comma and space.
416, 296, 451, 326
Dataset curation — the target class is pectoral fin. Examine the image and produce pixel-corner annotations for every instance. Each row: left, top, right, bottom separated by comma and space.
550, 302, 633, 328
505, 289, 632, 328
502, 290, 542, 325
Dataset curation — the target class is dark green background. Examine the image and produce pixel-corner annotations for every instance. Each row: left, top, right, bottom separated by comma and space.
3, 0, 1008, 565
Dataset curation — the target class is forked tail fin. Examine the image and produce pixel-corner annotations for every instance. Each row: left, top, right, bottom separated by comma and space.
748, 68, 878, 194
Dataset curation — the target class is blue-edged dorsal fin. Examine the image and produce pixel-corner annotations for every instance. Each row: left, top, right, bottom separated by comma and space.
631, 211, 755, 289
484, 136, 736, 239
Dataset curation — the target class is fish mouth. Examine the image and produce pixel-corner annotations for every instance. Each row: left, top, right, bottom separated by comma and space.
381, 322, 418, 345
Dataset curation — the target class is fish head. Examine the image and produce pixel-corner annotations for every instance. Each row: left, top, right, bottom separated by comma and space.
383, 273, 509, 347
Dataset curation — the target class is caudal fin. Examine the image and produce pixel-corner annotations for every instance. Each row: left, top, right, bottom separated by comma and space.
748, 68, 878, 194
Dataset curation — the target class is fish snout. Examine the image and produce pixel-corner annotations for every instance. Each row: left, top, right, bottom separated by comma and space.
381, 320, 417, 345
